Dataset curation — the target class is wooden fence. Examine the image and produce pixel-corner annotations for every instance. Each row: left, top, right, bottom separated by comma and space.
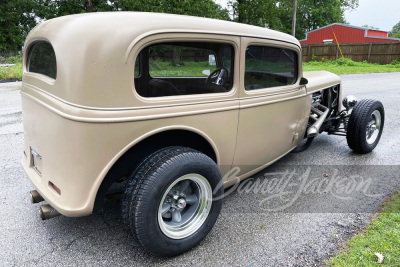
301, 42, 400, 64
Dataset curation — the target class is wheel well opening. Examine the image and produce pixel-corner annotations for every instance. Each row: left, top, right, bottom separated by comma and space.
93, 130, 217, 213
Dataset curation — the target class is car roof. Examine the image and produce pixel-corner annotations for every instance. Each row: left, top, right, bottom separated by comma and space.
23, 12, 301, 109
27, 12, 300, 48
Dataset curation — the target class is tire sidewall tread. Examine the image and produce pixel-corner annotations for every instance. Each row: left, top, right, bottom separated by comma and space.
121, 147, 174, 230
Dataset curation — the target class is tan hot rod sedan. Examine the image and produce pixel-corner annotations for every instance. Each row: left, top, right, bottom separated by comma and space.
22, 12, 384, 256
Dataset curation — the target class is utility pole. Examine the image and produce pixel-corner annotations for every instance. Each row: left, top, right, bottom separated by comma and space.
291, 0, 297, 36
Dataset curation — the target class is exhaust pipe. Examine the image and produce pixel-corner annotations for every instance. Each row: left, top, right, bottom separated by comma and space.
30, 190, 44, 204
39, 204, 61, 220
307, 104, 330, 138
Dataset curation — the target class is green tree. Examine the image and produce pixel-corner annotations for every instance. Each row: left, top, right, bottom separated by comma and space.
114, 0, 230, 20
1, 0, 229, 56
108, 0, 231, 65
361, 25, 379, 30
292, 0, 346, 39
228, 0, 358, 40
1, 0, 361, 57
35, 0, 113, 19
392, 31, 400, 38
340, 0, 359, 10
389, 21, 400, 37
0, 0, 37, 55
229, 0, 282, 28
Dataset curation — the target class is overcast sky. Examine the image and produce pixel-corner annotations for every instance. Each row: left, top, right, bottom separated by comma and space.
344, 0, 400, 31
214, 0, 400, 32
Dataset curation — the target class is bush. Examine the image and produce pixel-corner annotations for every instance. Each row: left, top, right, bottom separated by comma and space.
5, 55, 22, 64
391, 60, 400, 65
311, 54, 317, 62
335, 58, 355, 66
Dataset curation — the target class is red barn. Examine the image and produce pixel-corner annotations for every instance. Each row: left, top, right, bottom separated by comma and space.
300, 23, 400, 44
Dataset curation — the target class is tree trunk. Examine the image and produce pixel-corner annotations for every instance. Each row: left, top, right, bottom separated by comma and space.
172, 46, 181, 66
85, 0, 93, 13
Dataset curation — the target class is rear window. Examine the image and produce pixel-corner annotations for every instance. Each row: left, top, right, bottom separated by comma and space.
27, 41, 57, 79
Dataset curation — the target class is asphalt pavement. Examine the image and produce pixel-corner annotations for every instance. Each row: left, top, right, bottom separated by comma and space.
1, 72, 400, 266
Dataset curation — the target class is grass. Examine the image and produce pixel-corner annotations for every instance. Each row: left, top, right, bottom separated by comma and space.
0, 63, 22, 81
326, 192, 400, 266
150, 60, 215, 77
1, 56, 400, 81
0, 54, 23, 81
303, 58, 400, 75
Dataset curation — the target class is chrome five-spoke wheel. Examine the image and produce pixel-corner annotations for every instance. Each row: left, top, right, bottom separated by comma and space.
366, 110, 381, 144
158, 174, 212, 239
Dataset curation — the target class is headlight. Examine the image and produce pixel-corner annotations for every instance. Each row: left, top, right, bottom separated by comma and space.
342, 95, 357, 110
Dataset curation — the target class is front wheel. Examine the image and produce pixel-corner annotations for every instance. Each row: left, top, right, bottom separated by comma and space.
123, 147, 223, 256
346, 99, 385, 153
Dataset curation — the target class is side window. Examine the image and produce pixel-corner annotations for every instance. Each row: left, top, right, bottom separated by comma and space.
135, 42, 234, 98
244, 46, 297, 90
27, 41, 57, 79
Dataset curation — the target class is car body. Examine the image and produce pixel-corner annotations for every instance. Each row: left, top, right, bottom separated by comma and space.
21, 12, 384, 256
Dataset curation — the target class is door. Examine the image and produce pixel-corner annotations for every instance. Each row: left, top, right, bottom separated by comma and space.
232, 38, 306, 177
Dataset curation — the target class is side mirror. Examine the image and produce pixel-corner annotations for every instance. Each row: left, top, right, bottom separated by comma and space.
300, 77, 308, 85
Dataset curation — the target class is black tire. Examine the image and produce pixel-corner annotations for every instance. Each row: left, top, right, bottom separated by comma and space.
121, 147, 173, 230
124, 146, 223, 256
347, 99, 385, 154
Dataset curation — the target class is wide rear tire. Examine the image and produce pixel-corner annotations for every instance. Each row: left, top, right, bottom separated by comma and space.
123, 146, 223, 256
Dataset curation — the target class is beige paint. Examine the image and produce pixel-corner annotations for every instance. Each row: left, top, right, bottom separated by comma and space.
21, 12, 341, 216
232, 37, 306, 176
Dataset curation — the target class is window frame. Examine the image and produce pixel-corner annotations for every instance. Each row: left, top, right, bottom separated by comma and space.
26, 40, 57, 81
240, 38, 301, 97
132, 36, 238, 101
244, 45, 298, 91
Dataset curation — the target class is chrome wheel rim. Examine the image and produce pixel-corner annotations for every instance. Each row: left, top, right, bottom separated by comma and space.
158, 174, 212, 239
366, 110, 381, 144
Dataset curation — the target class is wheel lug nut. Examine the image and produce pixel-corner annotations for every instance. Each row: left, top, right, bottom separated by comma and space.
177, 198, 187, 209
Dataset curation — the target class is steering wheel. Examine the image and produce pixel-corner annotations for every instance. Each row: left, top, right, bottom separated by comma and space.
205, 68, 228, 86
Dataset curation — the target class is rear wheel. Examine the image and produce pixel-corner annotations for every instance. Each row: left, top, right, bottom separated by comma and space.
347, 99, 385, 153
123, 146, 223, 256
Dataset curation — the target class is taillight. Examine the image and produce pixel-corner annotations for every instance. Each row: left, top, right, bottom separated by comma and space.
49, 181, 61, 195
